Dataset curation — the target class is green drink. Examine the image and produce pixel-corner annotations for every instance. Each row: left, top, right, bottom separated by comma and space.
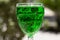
16, 3, 44, 38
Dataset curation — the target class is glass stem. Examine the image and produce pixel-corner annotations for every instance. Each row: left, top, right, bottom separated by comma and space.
28, 37, 33, 40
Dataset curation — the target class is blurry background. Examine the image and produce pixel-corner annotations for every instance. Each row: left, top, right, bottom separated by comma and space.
0, 0, 60, 40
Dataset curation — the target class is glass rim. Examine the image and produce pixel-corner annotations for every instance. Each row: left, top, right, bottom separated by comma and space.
16, 3, 43, 7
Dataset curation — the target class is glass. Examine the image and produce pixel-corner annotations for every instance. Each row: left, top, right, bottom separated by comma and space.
16, 3, 44, 40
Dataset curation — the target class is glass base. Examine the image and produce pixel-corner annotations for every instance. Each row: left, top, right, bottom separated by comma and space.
28, 36, 33, 40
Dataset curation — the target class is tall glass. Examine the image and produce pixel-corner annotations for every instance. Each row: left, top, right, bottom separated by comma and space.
16, 3, 44, 40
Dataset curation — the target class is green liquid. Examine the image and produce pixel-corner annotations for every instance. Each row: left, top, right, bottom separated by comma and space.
16, 6, 44, 37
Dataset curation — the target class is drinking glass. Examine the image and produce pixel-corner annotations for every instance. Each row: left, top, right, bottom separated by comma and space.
16, 3, 44, 40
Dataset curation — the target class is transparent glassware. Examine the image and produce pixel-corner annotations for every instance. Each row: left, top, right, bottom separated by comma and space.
16, 3, 44, 40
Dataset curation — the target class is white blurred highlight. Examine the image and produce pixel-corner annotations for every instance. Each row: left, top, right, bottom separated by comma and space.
22, 31, 60, 40
44, 7, 55, 17
1, 23, 7, 32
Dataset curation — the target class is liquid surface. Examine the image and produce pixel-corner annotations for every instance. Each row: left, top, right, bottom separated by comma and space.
16, 6, 44, 37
